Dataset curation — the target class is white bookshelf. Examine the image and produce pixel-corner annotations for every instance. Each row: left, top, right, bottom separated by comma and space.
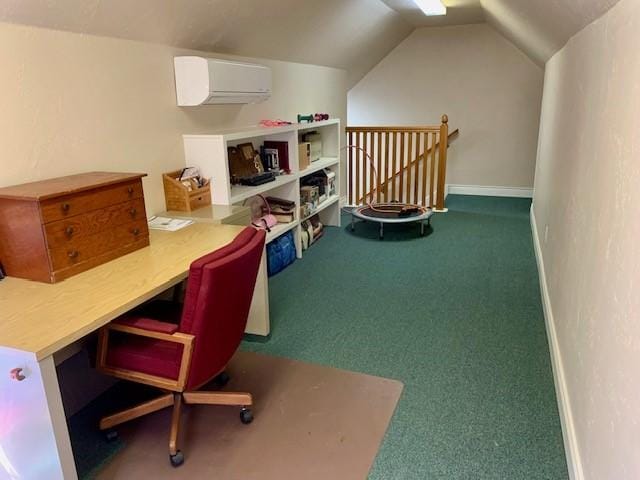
183, 119, 341, 258
300, 194, 340, 223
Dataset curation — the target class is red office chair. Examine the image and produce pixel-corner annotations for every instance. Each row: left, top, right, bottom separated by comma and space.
96, 227, 266, 467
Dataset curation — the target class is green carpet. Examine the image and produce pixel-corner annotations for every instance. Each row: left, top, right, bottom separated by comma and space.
242, 195, 568, 479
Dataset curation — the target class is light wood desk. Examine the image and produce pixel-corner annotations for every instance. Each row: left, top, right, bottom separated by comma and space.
0, 223, 247, 479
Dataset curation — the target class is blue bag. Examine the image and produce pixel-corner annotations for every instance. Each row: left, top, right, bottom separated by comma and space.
266, 231, 296, 276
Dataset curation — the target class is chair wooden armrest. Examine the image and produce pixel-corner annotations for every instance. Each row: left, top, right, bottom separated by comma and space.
115, 315, 181, 334
97, 322, 195, 391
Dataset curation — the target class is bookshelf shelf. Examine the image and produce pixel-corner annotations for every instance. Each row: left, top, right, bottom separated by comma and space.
183, 119, 341, 256
300, 157, 339, 177
300, 195, 340, 223
265, 219, 300, 243
229, 174, 298, 204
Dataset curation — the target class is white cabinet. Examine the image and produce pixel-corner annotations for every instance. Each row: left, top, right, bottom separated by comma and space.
183, 119, 341, 257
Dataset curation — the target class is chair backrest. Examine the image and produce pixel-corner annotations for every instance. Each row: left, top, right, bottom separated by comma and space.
179, 227, 265, 389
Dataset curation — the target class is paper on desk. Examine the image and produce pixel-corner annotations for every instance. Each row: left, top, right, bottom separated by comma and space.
148, 216, 194, 232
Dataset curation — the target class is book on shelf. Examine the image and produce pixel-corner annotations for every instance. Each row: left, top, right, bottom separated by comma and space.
263, 141, 290, 172
271, 204, 295, 213
266, 196, 295, 210
271, 210, 296, 223
273, 212, 295, 223
267, 196, 296, 223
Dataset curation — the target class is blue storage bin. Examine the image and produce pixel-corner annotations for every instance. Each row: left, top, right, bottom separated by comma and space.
266, 230, 296, 276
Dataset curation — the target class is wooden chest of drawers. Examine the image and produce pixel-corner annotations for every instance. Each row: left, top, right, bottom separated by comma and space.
0, 172, 150, 283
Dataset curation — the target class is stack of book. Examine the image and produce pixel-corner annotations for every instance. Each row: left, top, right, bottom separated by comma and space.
266, 196, 296, 224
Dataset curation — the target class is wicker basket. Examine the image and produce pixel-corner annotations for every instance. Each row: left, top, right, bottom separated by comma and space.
162, 170, 211, 212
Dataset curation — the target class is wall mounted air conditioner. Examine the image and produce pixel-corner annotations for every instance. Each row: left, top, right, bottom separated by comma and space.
174, 56, 272, 106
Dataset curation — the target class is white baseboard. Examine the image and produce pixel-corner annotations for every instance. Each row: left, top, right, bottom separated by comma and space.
447, 184, 533, 198
530, 205, 584, 480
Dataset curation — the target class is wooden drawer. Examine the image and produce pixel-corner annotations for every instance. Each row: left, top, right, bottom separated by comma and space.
49, 219, 148, 271
51, 239, 150, 283
44, 198, 146, 248
187, 189, 211, 211
0, 172, 148, 283
40, 180, 143, 224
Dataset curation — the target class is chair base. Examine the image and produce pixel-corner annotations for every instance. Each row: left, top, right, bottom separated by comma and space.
99, 385, 253, 466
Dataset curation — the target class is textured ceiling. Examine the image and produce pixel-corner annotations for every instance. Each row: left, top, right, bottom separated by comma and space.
0, 0, 622, 81
382, 0, 621, 65
481, 0, 621, 65
0, 0, 413, 87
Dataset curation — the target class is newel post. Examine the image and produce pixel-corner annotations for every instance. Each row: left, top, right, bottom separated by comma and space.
435, 114, 449, 211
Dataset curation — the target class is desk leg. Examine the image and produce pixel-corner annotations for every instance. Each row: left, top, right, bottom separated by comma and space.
0, 348, 77, 480
244, 247, 270, 336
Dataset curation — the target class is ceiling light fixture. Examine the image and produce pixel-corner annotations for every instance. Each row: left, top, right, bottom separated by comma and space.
413, 0, 447, 16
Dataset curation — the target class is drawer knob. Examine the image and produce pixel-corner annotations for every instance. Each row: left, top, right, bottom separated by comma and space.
68, 250, 79, 259
65, 226, 74, 237
129, 208, 137, 217
61, 203, 70, 213
132, 228, 140, 236
10, 368, 25, 381
127, 186, 134, 196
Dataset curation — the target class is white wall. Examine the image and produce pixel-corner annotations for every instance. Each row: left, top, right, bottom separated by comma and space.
533, 0, 640, 477
348, 23, 544, 189
0, 22, 348, 215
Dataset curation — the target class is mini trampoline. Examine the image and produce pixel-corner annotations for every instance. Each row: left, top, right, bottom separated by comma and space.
351, 203, 433, 240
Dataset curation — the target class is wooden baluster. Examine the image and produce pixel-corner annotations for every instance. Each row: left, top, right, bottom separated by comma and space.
364, 131, 370, 203
380, 132, 385, 202
436, 115, 449, 210
430, 132, 437, 208
374, 131, 380, 203
406, 132, 413, 204
348, 131, 353, 205
371, 132, 382, 203
422, 132, 428, 206
385, 132, 390, 202
398, 132, 405, 204
367, 131, 373, 203
391, 132, 397, 202
413, 133, 421, 204
354, 131, 360, 204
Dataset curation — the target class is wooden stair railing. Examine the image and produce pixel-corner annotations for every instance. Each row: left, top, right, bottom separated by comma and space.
378, 128, 459, 204
346, 115, 457, 211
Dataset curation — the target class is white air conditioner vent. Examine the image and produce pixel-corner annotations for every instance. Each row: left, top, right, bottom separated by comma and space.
174, 56, 272, 106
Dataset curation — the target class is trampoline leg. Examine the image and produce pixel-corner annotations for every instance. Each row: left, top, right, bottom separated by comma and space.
420, 222, 425, 237
379, 222, 384, 240
351, 214, 355, 232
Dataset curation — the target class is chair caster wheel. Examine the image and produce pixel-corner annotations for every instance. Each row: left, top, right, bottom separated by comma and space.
240, 407, 253, 424
214, 371, 230, 387
104, 429, 118, 442
170, 450, 184, 467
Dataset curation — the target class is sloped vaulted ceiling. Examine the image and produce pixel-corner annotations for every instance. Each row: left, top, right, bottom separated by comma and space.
0, 0, 622, 83
0, 0, 413, 87
480, 0, 621, 65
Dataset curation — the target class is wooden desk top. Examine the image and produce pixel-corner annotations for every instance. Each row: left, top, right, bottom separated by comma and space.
160, 204, 251, 225
0, 223, 244, 360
